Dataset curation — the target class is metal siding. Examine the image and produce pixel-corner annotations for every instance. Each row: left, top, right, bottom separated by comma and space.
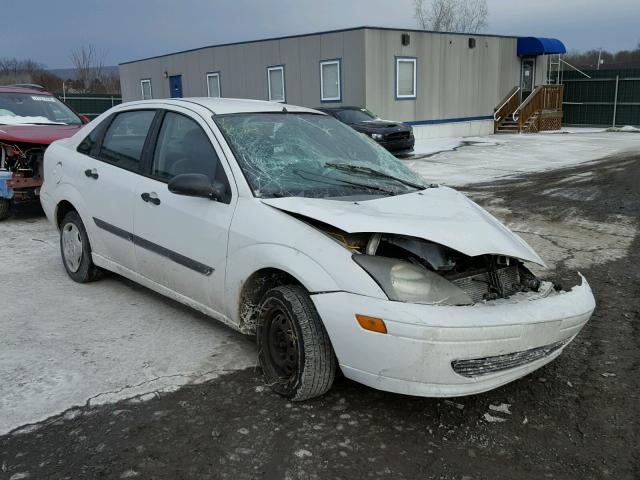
119, 31, 366, 108
118, 28, 521, 122
364, 29, 521, 124
279, 39, 302, 104
340, 30, 366, 107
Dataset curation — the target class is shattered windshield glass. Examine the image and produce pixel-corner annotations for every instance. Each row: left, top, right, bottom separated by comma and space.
214, 113, 424, 198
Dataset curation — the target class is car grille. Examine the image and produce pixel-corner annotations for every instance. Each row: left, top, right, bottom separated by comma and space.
451, 339, 569, 378
450, 265, 521, 303
386, 131, 411, 141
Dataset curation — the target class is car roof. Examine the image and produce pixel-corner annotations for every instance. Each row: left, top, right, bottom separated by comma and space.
124, 97, 325, 116
0, 86, 53, 95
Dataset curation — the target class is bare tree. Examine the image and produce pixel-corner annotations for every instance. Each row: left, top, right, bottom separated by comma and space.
564, 44, 640, 69
70, 45, 107, 93
0, 58, 62, 91
414, 0, 488, 33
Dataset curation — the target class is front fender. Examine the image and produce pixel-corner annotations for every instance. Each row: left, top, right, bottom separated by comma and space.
224, 242, 385, 324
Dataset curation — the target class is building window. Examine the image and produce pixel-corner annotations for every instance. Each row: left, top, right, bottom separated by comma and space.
206, 72, 221, 98
267, 65, 285, 103
395, 57, 417, 99
320, 59, 341, 102
140, 79, 152, 100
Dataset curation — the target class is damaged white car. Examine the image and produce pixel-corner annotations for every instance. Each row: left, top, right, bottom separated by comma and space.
40, 98, 596, 400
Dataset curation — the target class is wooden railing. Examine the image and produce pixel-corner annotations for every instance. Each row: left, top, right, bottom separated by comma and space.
493, 86, 520, 124
514, 84, 564, 131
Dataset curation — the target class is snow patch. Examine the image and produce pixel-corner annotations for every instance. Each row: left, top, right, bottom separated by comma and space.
403, 131, 640, 187
606, 125, 640, 133
483, 413, 507, 423
294, 449, 313, 458
489, 403, 512, 415
410, 136, 499, 157
0, 115, 63, 125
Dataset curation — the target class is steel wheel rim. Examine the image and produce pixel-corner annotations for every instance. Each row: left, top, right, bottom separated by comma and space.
265, 306, 299, 380
62, 223, 83, 273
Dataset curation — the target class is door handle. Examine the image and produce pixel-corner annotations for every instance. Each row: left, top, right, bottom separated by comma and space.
141, 192, 161, 205
84, 168, 99, 179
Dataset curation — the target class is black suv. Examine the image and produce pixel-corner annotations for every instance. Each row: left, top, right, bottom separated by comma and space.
318, 106, 414, 154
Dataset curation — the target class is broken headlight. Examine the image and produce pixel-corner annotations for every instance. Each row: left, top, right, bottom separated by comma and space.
353, 255, 473, 306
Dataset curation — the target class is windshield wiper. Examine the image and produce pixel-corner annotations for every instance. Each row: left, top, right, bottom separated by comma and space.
294, 169, 396, 196
325, 162, 426, 190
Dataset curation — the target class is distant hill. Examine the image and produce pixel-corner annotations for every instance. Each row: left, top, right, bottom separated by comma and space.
48, 66, 119, 80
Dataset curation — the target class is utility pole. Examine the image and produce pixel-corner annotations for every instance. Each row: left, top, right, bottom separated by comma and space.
597, 48, 603, 70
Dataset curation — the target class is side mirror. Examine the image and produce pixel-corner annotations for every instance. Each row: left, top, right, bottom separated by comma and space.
168, 173, 227, 201
79, 115, 91, 124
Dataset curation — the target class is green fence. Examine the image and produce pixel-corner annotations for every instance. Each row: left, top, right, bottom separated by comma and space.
562, 68, 640, 127
55, 93, 122, 119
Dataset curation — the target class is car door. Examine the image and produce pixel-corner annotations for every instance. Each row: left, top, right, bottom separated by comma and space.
76, 108, 157, 270
132, 107, 235, 315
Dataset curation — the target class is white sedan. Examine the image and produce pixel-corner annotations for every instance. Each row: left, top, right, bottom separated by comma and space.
40, 98, 595, 400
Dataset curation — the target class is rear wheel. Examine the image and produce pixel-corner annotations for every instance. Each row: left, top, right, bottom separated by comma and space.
257, 285, 336, 401
59, 211, 103, 283
0, 198, 10, 221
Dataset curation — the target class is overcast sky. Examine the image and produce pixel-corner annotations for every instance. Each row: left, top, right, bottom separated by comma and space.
2, 0, 638, 68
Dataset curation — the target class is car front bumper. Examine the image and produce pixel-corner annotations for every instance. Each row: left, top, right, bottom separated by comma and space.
311, 276, 595, 397
377, 136, 415, 152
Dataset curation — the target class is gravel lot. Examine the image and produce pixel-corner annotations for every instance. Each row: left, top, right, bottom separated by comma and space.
1, 135, 638, 479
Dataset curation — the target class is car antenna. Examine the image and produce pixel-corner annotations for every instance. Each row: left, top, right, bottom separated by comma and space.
282, 106, 288, 113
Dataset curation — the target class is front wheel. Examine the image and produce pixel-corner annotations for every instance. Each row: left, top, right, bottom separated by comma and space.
257, 285, 336, 401
59, 211, 103, 283
0, 198, 10, 221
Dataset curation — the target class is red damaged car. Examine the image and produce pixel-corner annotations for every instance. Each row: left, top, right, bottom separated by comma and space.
0, 85, 88, 220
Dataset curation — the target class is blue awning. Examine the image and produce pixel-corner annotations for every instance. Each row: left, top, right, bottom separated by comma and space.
517, 37, 566, 57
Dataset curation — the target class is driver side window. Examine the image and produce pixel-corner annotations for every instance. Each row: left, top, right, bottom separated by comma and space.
151, 112, 223, 183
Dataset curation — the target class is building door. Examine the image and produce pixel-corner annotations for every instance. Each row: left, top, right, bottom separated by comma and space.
169, 75, 183, 98
520, 58, 536, 101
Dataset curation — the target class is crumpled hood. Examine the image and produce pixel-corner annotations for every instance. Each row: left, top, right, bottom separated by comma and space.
261, 187, 545, 266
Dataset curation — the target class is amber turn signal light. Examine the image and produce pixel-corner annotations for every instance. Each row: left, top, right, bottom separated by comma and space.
355, 315, 387, 334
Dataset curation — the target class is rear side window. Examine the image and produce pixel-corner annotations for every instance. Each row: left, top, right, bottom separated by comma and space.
98, 110, 155, 171
77, 126, 101, 155
77, 116, 111, 156
151, 112, 225, 184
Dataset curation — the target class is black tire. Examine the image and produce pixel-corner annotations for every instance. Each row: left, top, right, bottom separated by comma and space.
0, 198, 10, 221
257, 285, 336, 401
59, 211, 103, 283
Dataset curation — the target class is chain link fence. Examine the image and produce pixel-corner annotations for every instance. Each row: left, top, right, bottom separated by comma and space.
56, 93, 122, 120
562, 68, 640, 127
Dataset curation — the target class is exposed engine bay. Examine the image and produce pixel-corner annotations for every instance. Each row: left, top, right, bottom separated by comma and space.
0, 141, 45, 199
311, 220, 551, 305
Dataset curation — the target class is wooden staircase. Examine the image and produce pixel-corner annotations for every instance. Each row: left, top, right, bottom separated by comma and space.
494, 85, 564, 133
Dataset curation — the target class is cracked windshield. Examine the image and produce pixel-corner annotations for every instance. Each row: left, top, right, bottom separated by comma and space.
214, 113, 425, 198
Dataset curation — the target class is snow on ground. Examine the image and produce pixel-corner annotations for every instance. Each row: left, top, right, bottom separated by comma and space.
410, 136, 499, 157
0, 216, 255, 435
607, 125, 640, 133
542, 127, 608, 134
405, 130, 640, 187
